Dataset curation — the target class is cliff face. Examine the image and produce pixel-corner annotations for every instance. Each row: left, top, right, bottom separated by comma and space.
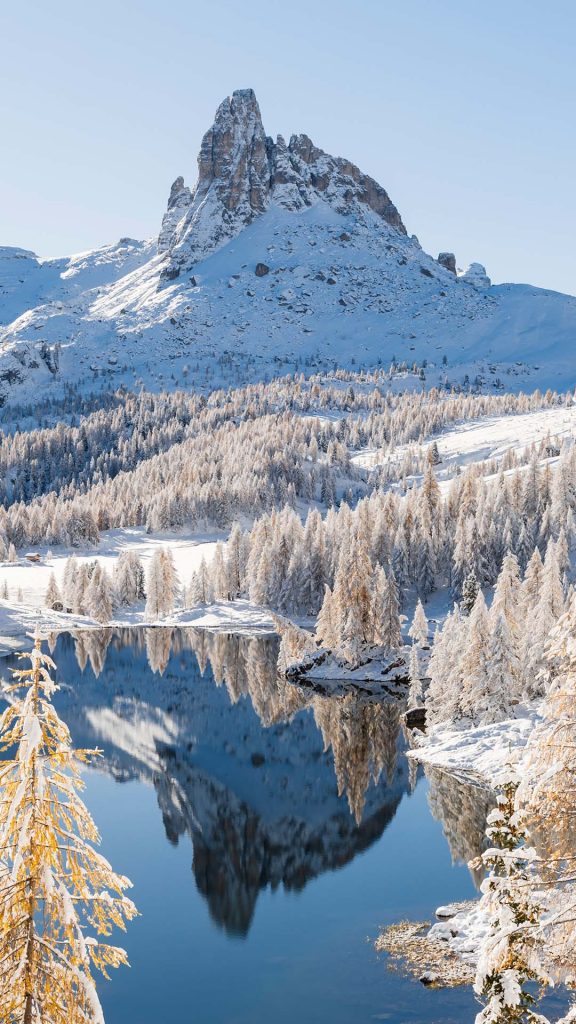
158, 88, 406, 273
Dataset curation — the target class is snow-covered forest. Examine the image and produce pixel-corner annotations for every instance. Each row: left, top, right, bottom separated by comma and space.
0, 374, 570, 550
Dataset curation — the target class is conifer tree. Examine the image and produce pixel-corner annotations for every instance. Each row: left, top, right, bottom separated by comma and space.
44, 571, 63, 610
474, 777, 549, 1024
460, 592, 494, 722
315, 585, 338, 649
0, 635, 137, 1021
372, 566, 402, 649
426, 609, 466, 726
145, 548, 178, 619
462, 571, 480, 615
518, 593, 576, 981
520, 548, 544, 616
113, 551, 145, 607
486, 612, 521, 717
186, 570, 204, 608
408, 599, 429, 647
491, 553, 522, 638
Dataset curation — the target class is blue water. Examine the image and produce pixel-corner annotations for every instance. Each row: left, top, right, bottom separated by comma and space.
87, 772, 478, 1024
3, 629, 484, 1023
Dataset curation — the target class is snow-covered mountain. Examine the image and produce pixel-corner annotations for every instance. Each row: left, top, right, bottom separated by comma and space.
1, 88, 575, 406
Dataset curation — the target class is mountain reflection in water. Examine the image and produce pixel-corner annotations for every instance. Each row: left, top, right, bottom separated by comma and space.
1, 628, 483, 938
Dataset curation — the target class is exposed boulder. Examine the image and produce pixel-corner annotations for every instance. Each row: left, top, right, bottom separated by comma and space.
437, 252, 456, 274
255, 262, 270, 277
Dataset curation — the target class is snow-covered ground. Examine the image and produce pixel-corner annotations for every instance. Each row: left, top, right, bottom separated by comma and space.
407, 707, 541, 785
0, 527, 219, 610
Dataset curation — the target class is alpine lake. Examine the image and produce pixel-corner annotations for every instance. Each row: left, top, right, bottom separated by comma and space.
1, 626, 565, 1024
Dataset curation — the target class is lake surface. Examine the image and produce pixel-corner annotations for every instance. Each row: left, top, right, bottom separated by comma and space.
2, 628, 491, 1023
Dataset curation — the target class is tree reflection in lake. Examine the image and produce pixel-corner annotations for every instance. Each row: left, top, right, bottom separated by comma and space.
425, 765, 493, 887
0, 627, 489, 940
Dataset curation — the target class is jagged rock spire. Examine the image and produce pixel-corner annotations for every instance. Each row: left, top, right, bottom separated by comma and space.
159, 88, 406, 275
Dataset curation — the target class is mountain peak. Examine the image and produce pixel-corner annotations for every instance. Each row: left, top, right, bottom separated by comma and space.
158, 88, 406, 275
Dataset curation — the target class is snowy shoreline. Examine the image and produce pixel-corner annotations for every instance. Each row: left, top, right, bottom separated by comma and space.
0, 597, 277, 656
407, 706, 540, 785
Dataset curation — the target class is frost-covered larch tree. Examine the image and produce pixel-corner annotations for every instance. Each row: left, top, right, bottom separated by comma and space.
145, 547, 179, 619
486, 612, 521, 718
459, 592, 494, 722
372, 566, 403, 650
426, 607, 466, 727
474, 776, 550, 1024
518, 591, 576, 985
315, 584, 338, 650
84, 564, 114, 624
0, 635, 137, 1022
112, 551, 145, 607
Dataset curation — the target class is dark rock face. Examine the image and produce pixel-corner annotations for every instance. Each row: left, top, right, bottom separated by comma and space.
158, 88, 407, 273
404, 706, 426, 730
438, 252, 457, 274
254, 262, 269, 277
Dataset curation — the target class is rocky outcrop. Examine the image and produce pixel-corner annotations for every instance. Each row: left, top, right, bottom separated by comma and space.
438, 252, 456, 274
158, 177, 192, 253
159, 88, 406, 275
459, 262, 491, 290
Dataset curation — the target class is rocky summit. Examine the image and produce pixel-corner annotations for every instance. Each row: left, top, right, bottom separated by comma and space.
0, 88, 575, 405
158, 89, 406, 276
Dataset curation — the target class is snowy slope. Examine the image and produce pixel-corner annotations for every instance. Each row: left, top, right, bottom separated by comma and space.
1, 90, 575, 406
352, 402, 576, 478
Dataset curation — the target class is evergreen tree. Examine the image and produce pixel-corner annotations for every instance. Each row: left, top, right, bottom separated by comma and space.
408, 599, 429, 647
44, 571, 62, 610
427, 441, 441, 466
474, 777, 549, 1024
462, 571, 480, 615
85, 564, 113, 623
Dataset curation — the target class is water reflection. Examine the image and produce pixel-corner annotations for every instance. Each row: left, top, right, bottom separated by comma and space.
425, 765, 493, 887
1, 628, 487, 939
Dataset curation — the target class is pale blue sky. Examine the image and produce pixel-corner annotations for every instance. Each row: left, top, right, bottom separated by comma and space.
1, 0, 574, 293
